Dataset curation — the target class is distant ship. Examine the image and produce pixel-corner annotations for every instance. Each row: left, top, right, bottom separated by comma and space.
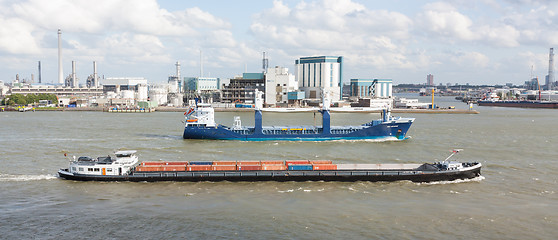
182, 91, 415, 141
477, 99, 558, 108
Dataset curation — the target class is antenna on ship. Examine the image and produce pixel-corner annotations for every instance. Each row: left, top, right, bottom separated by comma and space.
444, 149, 463, 162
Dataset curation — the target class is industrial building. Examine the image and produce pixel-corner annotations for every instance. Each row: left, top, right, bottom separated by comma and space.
221, 73, 265, 103
350, 79, 393, 98
295, 56, 343, 101
264, 66, 298, 106
184, 77, 220, 92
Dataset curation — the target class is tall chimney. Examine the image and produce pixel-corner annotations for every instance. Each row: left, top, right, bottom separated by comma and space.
176, 61, 181, 80
93, 61, 98, 87
72, 60, 76, 88
38, 61, 41, 83
548, 48, 554, 91
58, 29, 63, 84
262, 52, 268, 73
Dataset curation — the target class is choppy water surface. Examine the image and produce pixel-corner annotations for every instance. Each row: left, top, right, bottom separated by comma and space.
1, 96, 557, 239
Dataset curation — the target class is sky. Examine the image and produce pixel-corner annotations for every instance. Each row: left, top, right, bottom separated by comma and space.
1, 0, 558, 86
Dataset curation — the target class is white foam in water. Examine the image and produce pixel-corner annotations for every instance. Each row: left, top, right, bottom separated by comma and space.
0, 173, 57, 182
277, 189, 295, 193
417, 175, 485, 185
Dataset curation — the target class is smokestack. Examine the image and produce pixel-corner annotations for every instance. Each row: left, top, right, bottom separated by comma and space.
176, 61, 181, 80
38, 61, 41, 83
262, 52, 268, 73
93, 61, 98, 87
548, 48, 554, 91
58, 29, 63, 84
72, 60, 76, 88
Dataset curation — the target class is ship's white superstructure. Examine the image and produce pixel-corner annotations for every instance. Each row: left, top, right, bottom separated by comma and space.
66, 150, 139, 176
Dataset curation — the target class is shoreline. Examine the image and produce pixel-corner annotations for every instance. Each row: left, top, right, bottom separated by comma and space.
1, 106, 479, 114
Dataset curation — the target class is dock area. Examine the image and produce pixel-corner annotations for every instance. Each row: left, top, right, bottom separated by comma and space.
2, 106, 479, 114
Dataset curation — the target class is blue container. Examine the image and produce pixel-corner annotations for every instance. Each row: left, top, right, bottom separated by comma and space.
189, 161, 213, 165
288, 165, 313, 171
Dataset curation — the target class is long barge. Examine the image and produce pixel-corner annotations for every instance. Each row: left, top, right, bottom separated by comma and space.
477, 99, 558, 108
58, 150, 481, 183
182, 90, 414, 141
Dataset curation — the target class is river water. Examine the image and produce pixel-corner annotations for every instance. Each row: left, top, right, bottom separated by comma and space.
1, 96, 557, 239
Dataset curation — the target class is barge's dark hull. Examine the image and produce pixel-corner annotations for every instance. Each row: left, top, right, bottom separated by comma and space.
58, 163, 481, 183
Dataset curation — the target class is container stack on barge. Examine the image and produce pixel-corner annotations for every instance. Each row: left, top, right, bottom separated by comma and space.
58, 150, 482, 183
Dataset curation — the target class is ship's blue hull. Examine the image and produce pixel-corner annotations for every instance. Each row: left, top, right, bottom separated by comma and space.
183, 121, 413, 141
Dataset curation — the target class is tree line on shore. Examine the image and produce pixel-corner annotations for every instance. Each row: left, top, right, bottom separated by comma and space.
1, 94, 58, 106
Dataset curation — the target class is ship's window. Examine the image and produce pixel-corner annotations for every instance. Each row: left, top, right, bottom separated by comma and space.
107, 168, 113, 172
79, 168, 84, 171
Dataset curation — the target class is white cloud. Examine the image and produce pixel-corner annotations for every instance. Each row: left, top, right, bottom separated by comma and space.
102, 33, 169, 63
250, 0, 414, 71
416, 2, 475, 41
450, 51, 490, 68
0, 16, 41, 54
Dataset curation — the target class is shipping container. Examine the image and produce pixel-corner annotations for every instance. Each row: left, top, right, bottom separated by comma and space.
162, 166, 186, 171
187, 165, 212, 171
237, 165, 262, 171
189, 161, 213, 165
310, 160, 333, 165
136, 166, 163, 172
288, 165, 313, 171
211, 165, 237, 171
285, 160, 310, 165
212, 161, 237, 166
236, 161, 262, 166
261, 164, 287, 170
260, 160, 284, 165
164, 162, 189, 166
142, 162, 164, 166
312, 164, 337, 170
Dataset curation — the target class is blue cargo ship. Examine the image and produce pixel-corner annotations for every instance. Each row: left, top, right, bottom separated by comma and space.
183, 91, 414, 141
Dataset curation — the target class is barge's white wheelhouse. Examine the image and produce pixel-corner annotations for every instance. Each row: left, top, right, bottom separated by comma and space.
68, 150, 139, 176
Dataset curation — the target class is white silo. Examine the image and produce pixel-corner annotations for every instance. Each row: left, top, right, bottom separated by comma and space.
149, 86, 168, 106
121, 90, 135, 99
137, 83, 148, 101
168, 93, 184, 107
168, 78, 179, 93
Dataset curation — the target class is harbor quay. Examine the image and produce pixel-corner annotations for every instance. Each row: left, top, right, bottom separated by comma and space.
1, 105, 478, 114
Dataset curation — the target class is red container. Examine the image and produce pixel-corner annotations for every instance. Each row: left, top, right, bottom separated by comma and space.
237, 161, 262, 166
312, 164, 338, 170
211, 165, 237, 171
286, 160, 310, 165
237, 165, 262, 171
164, 162, 189, 166
260, 160, 284, 165
162, 166, 186, 171
310, 160, 332, 165
212, 161, 238, 166
142, 162, 164, 166
261, 164, 287, 170
187, 165, 212, 171
136, 166, 163, 172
